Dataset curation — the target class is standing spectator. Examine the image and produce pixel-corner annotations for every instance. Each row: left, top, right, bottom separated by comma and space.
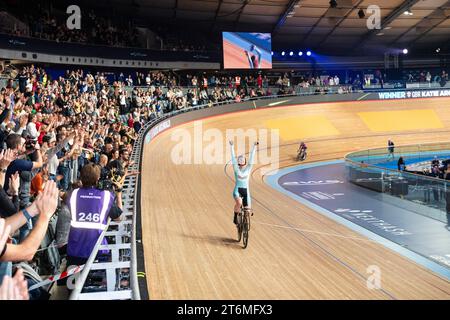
444, 168, 450, 216
0, 219, 28, 300
4, 134, 43, 199
65, 163, 123, 267
388, 139, 395, 160
426, 72, 432, 84
257, 73, 263, 88
0, 149, 20, 218
0, 181, 59, 289
397, 157, 405, 171
126, 75, 133, 87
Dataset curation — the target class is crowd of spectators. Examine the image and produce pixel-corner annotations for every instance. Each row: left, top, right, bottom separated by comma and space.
3, 4, 215, 52
0, 64, 145, 299
0, 63, 360, 299
406, 70, 449, 84
25, 9, 139, 48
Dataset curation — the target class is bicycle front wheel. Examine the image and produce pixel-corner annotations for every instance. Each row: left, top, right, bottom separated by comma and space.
237, 213, 243, 242
242, 213, 249, 249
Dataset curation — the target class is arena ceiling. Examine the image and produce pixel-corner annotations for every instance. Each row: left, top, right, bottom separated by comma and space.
70, 0, 450, 54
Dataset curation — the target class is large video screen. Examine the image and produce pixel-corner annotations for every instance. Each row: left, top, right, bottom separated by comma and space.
222, 32, 272, 69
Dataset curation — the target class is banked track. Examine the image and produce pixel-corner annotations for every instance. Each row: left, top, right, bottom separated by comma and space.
140, 97, 450, 299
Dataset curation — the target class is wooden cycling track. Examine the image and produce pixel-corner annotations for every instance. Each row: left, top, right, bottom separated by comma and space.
140, 97, 450, 299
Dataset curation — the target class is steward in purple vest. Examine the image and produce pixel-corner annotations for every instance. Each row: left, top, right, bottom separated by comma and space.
66, 163, 122, 266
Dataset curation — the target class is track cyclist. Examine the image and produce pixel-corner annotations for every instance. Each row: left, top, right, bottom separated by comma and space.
229, 140, 259, 225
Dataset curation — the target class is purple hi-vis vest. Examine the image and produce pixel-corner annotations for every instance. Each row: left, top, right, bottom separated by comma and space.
67, 188, 114, 259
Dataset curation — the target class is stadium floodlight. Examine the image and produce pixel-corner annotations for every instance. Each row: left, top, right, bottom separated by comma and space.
306, 51, 312, 56
298, 51, 303, 56
403, 48, 408, 54
281, 51, 286, 56
403, 9, 413, 16
289, 51, 294, 56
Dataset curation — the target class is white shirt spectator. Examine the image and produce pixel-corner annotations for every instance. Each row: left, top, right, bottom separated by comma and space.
48, 152, 59, 175
334, 76, 340, 86
133, 110, 140, 122
126, 77, 133, 86
26, 80, 32, 92
27, 122, 39, 139
120, 94, 126, 106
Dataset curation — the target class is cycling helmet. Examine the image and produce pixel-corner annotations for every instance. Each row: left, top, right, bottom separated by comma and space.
237, 155, 247, 166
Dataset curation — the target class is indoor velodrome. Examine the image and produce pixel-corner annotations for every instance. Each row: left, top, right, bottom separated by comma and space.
1, 0, 450, 308
140, 95, 450, 299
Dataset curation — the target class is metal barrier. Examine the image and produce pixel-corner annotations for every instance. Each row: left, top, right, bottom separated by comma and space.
69, 218, 111, 300
68, 173, 137, 299
345, 142, 450, 224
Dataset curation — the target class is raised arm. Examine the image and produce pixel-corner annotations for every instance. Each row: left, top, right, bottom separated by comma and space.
0, 181, 58, 262
229, 140, 239, 172
247, 142, 258, 170
244, 51, 253, 69
0, 106, 10, 124
255, 47, 262, 67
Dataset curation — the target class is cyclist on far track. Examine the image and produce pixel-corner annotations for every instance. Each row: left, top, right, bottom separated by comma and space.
297, 141, 307, 161
229, 140, 259, 225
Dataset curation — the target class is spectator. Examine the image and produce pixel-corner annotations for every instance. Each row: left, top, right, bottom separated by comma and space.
0, 181, 59, 262
397, 157, 405, 171
65, 163, 123, 267
0, 219, 28, 300
0, 149, 20, 218
0, 180, 58, 297
388, 139, 395, 160
4, 134, 44, 222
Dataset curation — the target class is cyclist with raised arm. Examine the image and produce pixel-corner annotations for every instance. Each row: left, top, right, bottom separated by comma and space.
229, 140, 258, 224
245, 45, 262, 69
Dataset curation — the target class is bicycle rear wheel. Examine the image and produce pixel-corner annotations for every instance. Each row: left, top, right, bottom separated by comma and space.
242, 212, 249, 249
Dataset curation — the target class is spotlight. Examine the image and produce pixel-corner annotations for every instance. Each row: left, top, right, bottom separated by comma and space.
402, 48, 408, 54
403, 9, 413, 15
306, 51, 312, 56
358, 9, 365, 19
329, 0, 337, 8
281, 51, 285, 56
298, 51, 303, 56
289, 51, 294, 56
271, 51, 274, 55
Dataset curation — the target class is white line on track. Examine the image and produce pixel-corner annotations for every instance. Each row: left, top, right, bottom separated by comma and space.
357, 93, 371, 101
254, 221, 377, 243
268, 99, 291, 106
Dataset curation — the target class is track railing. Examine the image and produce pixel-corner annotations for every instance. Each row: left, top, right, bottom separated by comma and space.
345, 142, 450, 224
